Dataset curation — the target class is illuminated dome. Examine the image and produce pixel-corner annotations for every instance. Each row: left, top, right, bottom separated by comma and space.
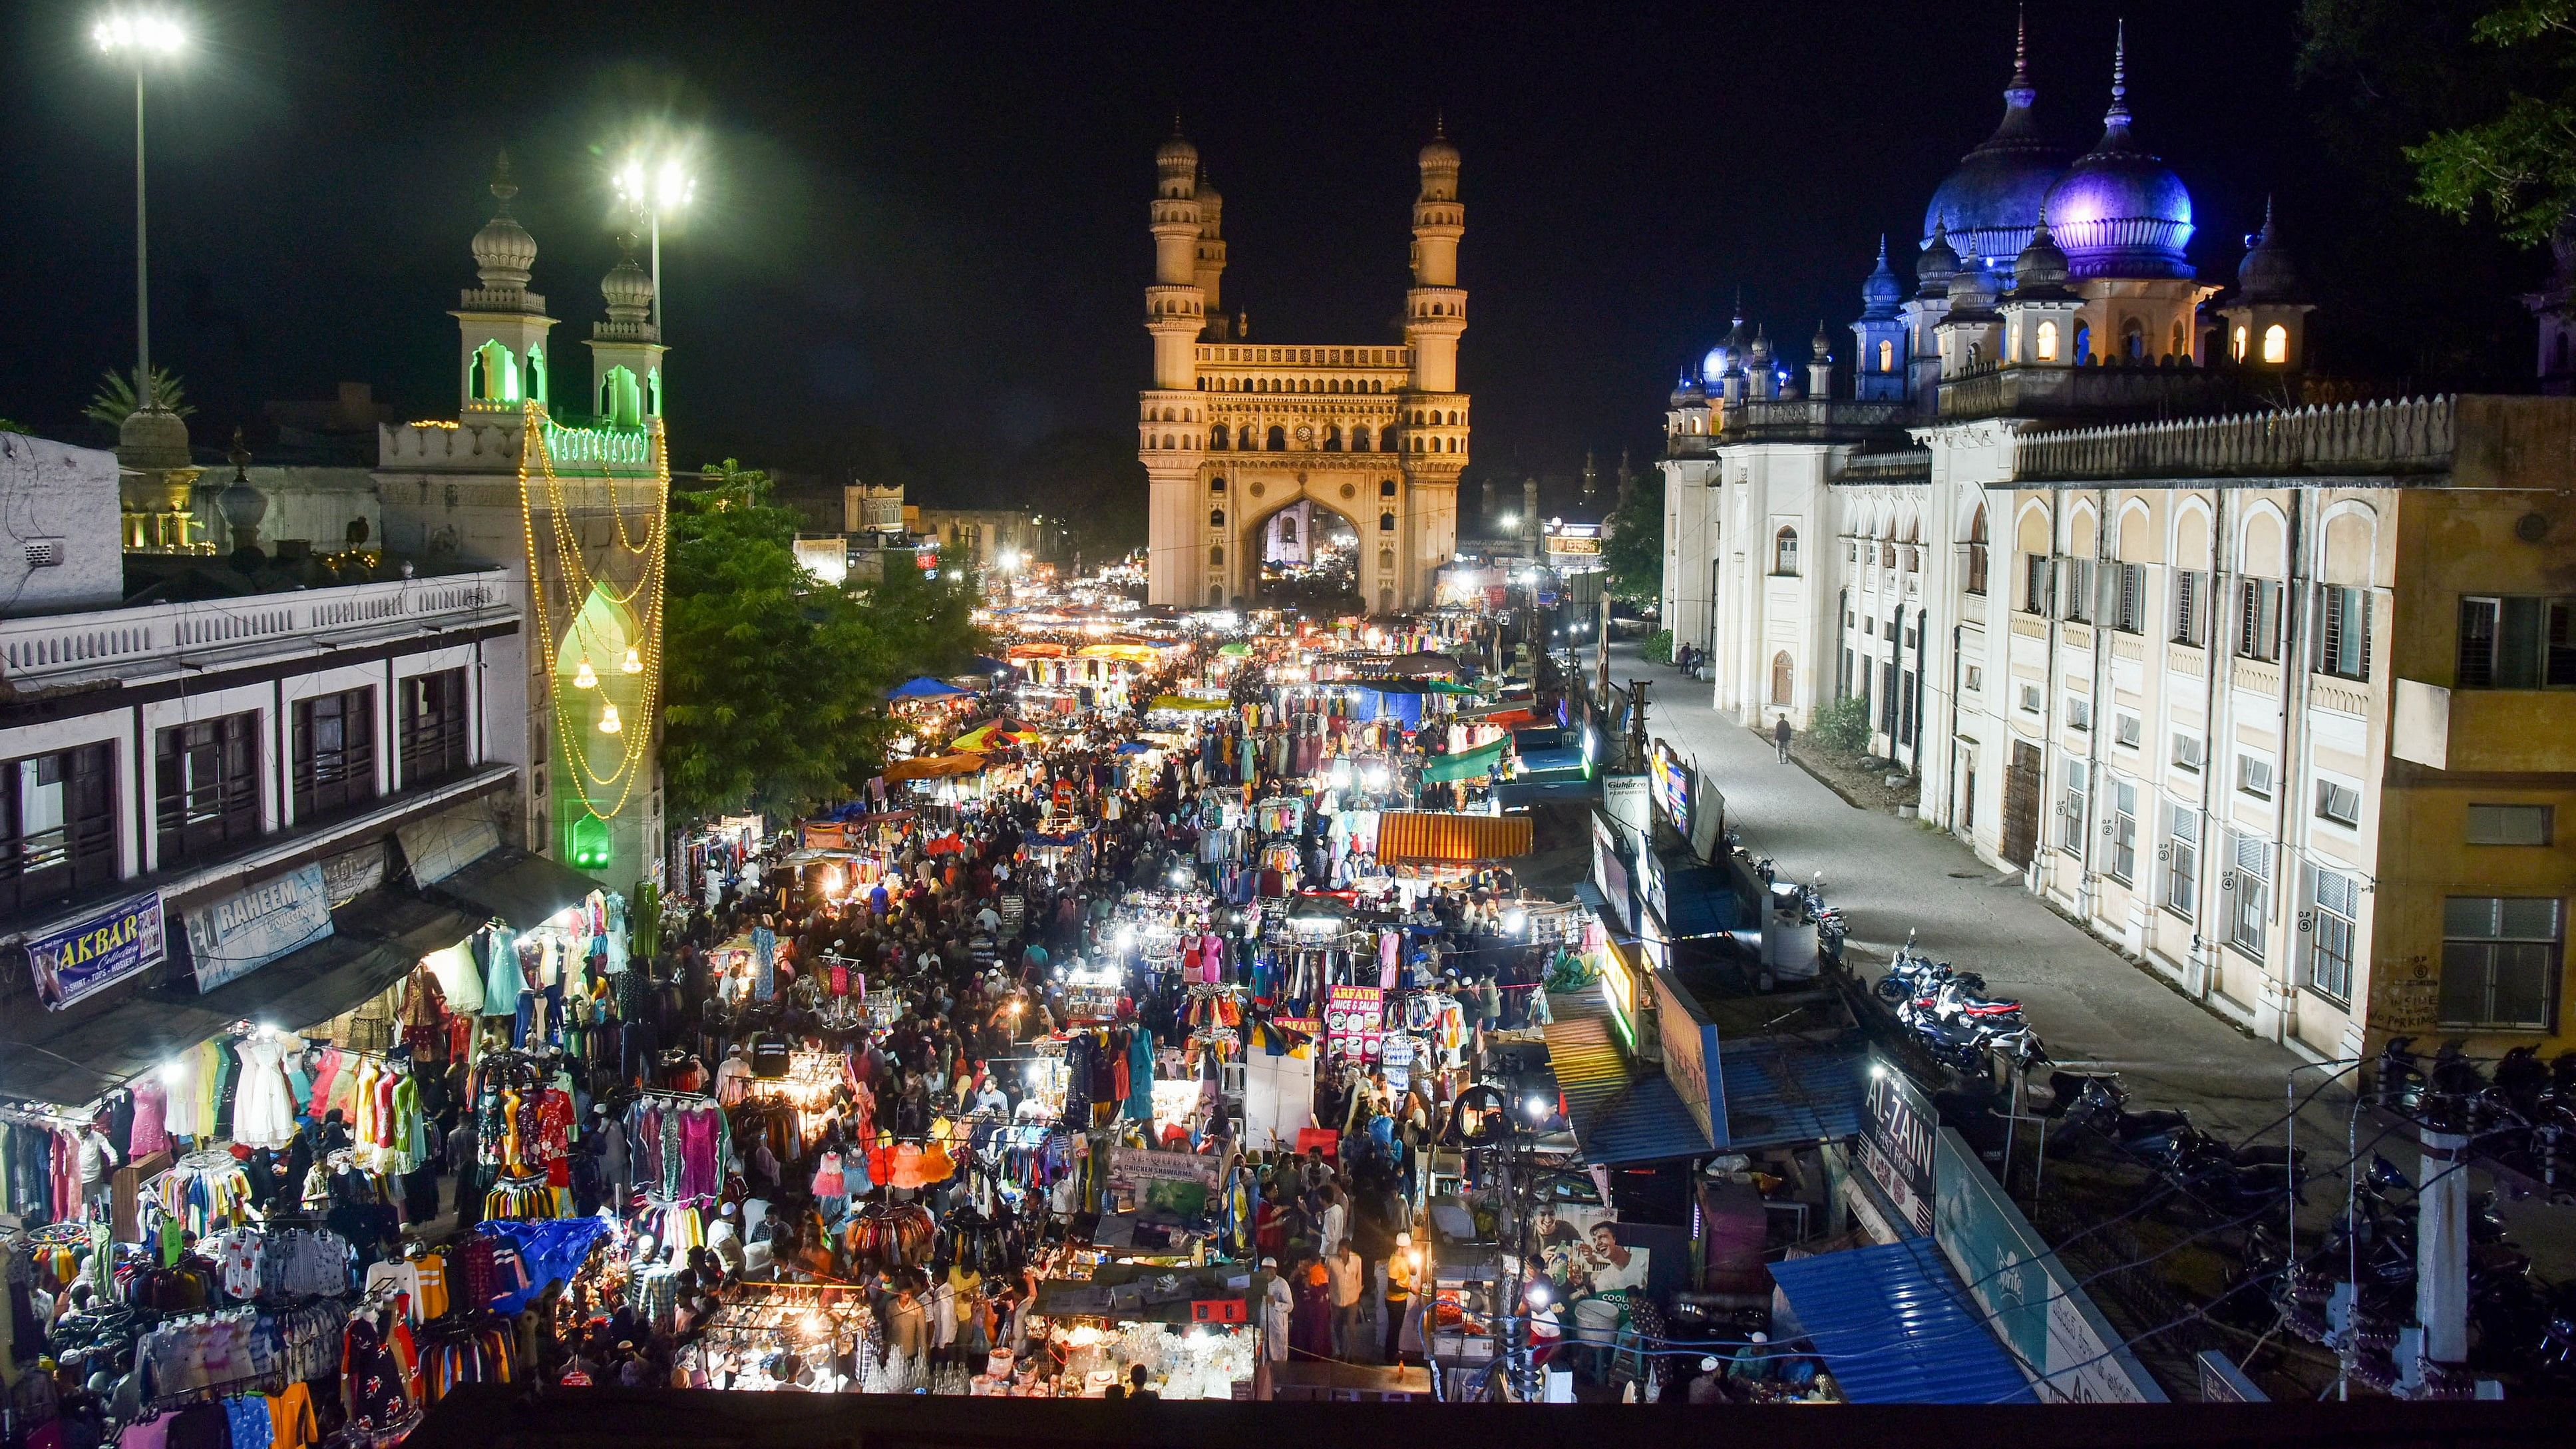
601, 242, 653, 323
1155, 127, 1198, 169
471, 153, 536, 289
1917, 218, 1960, 296
1922, 21, 2072, 270
1859, 237, 1904, 319
2235, 200, 2300, 303
1700, 304, 1754, 383
2043, 29, 2194, 280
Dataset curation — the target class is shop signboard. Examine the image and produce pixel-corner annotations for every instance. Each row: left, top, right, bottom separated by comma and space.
1688, 773, 1726, 863
1324, 984, 1385, 1064
397, 809, 502, 887
1650, 966, 1722, 1149
320, 841, 388, 908
1932, 1127, 2167, 1402
1063, 981, 1122, 1022
1380, 1033, 1415, 1095
27, 890, 166, 1010
1590, 812, 1634, 934
1640, 845, 1668, 930
1648, 740, 1692, 835
184, 863, 333, 993
1857, 1056, 1936, 1235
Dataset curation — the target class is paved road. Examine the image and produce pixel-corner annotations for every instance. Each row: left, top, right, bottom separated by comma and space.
1588, 640, 2332, 1147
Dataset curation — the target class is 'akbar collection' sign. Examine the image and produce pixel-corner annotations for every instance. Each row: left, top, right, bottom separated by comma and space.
29, 891, 167, 1010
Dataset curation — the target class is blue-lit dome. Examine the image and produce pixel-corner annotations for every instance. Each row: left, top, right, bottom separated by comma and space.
1700, 306, 1755, 383
1921, 32, 2071, 268
2044, 33, 2193, 280
1859, 237, 1904, 319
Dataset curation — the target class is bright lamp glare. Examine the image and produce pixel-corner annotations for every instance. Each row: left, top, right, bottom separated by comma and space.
95, 11, 187, 56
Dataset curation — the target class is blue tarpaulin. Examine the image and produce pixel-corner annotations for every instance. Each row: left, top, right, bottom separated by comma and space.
1769, 1239, 2038, 1404
887, 676, 970, 700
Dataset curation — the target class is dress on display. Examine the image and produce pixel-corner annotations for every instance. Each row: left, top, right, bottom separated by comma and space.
230, 1035, 297, 1149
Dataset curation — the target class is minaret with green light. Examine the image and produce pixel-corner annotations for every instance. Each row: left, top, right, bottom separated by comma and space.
586, 237, 664, 428
453, 152, 555, 416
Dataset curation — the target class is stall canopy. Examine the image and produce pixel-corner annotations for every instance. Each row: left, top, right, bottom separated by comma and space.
1375, 810, 1533, 864
429, 847, 602, 930
1147, 695, 1232, 712
1769, 1239, 2038, 1404
1544, 990, 1712, 1167
1718, 1037, 1867, 1149
1419, 737, 1509, 784
882, 753, 988, 782
0, 890, 476, 1103
886, 676, 971, 700
952, 721, 1044, 752
967, 655, 1016, 676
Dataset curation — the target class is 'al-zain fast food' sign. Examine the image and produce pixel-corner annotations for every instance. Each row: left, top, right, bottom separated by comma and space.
29, 891, 167, 1010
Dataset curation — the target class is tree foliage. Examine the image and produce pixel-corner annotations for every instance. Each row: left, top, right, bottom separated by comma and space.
1808, 695, 1872, 755
2384, 1, 2576, 244
1600, 467, 1665, 606
661, 459, 985, 826
83, 365, 194, 429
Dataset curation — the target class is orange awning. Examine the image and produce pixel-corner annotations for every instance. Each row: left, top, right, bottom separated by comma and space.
1375, 811, 1533, 864
882, 753, 987, 782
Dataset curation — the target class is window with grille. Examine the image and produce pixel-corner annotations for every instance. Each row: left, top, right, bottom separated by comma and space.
0, 743, 115, 919
2229, 831, 2271, 956
2308, 869, 2359, 1004
2114, 562, 2145, 633
156, 713, 262, 867
2238, 752, 2274, 800
2059, 759, 2088, 853
2062, 558, 2095, 623
2173, 570, 2203, 646
2165, 806, 2199, 919
2237, 578, 2282, 661
2455, 596, 2576, 688
2019, 683, 2041, 714
2315, 778, 2362, 828
2110, 780, 2137, 882
2440, 897, 2563, 1030
2115, 712, 2142, 749
2316, 586, 2372, 679
2466, 803, 2553, 846
400, 669, 470, 789
293, 688, 377, 821
2172, 732, 2203, 772
1773, 527, 1799, 575
2024, 554, 2050, 616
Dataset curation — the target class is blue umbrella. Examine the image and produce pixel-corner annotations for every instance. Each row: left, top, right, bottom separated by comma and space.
969, 655, 1016, 676
1116, 741, 1153, 754
886, 676, 970, 700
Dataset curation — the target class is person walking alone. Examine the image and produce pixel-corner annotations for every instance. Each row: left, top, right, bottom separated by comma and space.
1773, 713, 1793, 763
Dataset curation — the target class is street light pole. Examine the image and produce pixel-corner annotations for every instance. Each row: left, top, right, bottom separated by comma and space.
95, 10, 188, 411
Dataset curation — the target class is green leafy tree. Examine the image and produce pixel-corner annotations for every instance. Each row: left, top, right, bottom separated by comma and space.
1600, 466, 1664, 605
83, 365, 194, 429
2392, 1, 2576, 244
1808, 694, 1871, 755
661, 459, 985, 825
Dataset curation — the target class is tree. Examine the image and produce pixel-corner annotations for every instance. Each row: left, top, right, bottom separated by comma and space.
2384, 1, 2576, 244
1600, 465, 1664, 606
83, 365, 194, 429
660, 459, 985, 825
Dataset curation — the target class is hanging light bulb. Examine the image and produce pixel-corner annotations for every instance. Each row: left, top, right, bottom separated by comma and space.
598, 702, 623, 735
622, 646, 644, 674
572, 659, 599, 690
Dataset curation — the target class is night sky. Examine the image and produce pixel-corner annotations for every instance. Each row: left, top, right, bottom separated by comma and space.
0, 0, 2523, 499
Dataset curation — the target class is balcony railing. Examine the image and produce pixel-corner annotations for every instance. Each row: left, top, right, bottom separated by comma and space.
0, 571, 510, 687
2014, 395, 2456, 483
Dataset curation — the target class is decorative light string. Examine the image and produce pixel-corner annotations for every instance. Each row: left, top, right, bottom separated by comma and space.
517, 403, 668, 824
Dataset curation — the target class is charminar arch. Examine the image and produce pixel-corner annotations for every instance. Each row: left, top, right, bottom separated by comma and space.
1141, 124, 1467, 612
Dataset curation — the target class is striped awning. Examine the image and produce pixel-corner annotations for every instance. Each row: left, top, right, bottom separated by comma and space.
1374, 810, 1533, 863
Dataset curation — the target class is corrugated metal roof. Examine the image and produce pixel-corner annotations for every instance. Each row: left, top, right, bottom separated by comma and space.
1544, 988, 1713, 1166
1769, 1239, 2038, 1404
1719, 1036, 1867, 1149
1376, 810, 1533, 863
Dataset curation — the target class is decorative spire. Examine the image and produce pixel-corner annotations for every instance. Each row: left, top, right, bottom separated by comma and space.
1732, 285, 1744, 324
2106, 19, 2130, 128
2011, 3, 2032, 92
1434, 109, 1447, 140
490, 150, 518, 213
470, 148, 538, 293
1876, 234, 1889, 266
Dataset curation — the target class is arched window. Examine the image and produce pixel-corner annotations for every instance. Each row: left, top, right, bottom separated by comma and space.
1877, 338, 1895, 373
1352, 427, 1371, 453
2170, 321, 2187, 360
2232, 325, 2249, 362
1278, 517, 1297, 542
1773, 526, 1799, 575
1209, 476, 1226, 493
1323, 427, 1343, 452
2120, 317, 2145, 361
1380, 479, 1397, 498
1266, 426, 1286, 451
1966, 340, 1982, 369
1379, 548, 1394, 572
1966, 505, 1990, 596
1770, 651, 1795, 707
2262, 324, 2289, 365
527, 346, 547, 405
1380, 513, 1396, 532
1209, 585, 1224, 605
1380, 426, 1397, 451
2035, 319, 2059, 363
1372, 379, 1383, 393
2073, 322, 2092, 363
1209, 545, 1224, 566
1209, 509, 1225, 528
1210, 423, 1228, 449
1161, 434, 1175, 450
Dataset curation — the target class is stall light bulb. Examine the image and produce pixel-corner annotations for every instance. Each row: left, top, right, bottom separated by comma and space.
598, 702, 623, 735
159, 1060, 185, 1086
622, 646, 644, 674
572, 660, 599, 690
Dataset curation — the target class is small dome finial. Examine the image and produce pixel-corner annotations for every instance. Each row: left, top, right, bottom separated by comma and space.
2107, 19, 2130, 127
2013, 3, 2031, 89
471, 149, 537, 290
490, 150, 518, 212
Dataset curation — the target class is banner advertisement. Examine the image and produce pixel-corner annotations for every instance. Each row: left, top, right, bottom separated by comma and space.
185, 862, 335, 993
1857, 1057, 1937, 1235
1652, 966, 1722, 1149
1324, 984, 1385, 1064
1649, 739, 1692, 834
28, 891, 166, 1010
320, 841, 387, 909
